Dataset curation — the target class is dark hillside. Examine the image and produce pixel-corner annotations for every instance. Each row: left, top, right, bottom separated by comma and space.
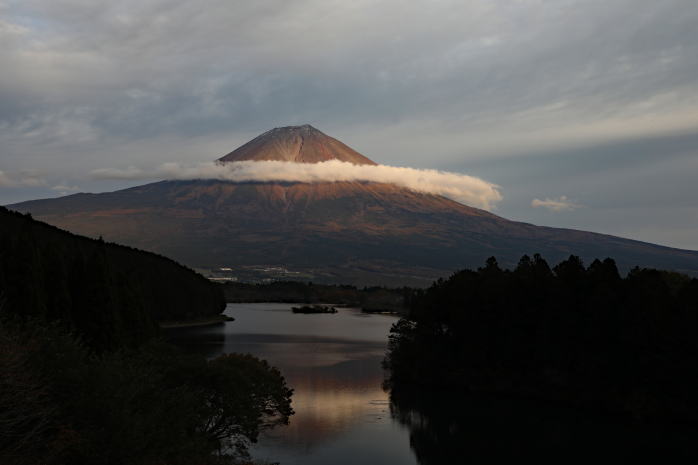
0, 207, 289, 464
385, 255, 698, 424
0, 207, 224, 350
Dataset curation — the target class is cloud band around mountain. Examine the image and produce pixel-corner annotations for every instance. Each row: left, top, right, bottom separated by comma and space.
91, 160, 502, 210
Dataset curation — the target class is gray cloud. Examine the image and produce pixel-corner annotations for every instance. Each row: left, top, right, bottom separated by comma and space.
51, 184, 81, 196
0, 170, 45, 188
531, 196, 580, 212
1, 0, 697, 152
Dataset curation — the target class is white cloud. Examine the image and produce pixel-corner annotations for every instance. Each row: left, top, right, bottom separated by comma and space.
90, 166, 144, 179
51, 184, 81, 191
91, 160, 503, 210
0, 171, 14, 187
531, 196, 580, 212
51, 184, 81, 195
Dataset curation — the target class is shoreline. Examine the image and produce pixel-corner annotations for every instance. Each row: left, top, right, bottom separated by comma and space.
225, 300, 406, 315
159, 314, 234, 329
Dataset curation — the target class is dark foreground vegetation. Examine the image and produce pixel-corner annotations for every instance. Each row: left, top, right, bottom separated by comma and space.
385, 254, 698, 424
0, 208, 292, 464
390, 389, 698, 464
221, 280, 411, 313
0, 322, 292, 465
0, 207, 225, 351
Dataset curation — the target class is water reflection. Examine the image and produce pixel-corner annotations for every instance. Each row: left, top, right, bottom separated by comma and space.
166, 303, 417, 465
166, 303, 698, 464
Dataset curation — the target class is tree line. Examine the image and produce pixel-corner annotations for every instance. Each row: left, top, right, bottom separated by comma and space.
0, 206, 225, 350
384, 254, 698, 423
222, 280, 411, 313
0, 208, 292, 464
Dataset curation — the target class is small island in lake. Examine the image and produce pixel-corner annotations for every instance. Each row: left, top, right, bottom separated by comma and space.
292, 304, 338, 314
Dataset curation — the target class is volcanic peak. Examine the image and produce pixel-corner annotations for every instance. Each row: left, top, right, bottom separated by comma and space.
218, 124, 377, 165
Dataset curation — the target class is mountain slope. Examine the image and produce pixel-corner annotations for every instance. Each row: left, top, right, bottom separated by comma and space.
11, 179, 698, 284
219, 124, 376, 165
9, 125, 698, 284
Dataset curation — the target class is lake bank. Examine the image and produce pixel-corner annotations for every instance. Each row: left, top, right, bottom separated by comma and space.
159, 314, 234, 329
218, 281, 411, 314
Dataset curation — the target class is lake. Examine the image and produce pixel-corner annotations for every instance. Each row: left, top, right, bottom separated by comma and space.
167, 303, 417, 465
168, 303, 698, 464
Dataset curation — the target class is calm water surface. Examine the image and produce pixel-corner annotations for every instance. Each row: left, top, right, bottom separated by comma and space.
169, 303, 417, 465
168, 303, 698, 464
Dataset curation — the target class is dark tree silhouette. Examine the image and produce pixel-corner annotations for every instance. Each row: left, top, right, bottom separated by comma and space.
385, 255, 698, 423
0, 207, 292, 464
0, 206, 225, 350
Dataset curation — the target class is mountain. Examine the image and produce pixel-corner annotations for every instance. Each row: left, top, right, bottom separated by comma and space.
220, 124, 376, 165
0, 206, 225, 350
9, 125, 698, 285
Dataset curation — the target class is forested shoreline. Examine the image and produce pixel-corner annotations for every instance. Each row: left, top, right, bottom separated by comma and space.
221, 280, 412, 313
0, 208, 292, 464
0, 207, 225, 350
385, 254, 698, 424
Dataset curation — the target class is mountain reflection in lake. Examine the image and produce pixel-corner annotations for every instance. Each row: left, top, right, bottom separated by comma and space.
167, 303, 698, 464
166, 303, 417, 465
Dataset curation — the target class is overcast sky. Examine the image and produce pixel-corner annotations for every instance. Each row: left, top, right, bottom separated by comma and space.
1, 0, 697, 249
